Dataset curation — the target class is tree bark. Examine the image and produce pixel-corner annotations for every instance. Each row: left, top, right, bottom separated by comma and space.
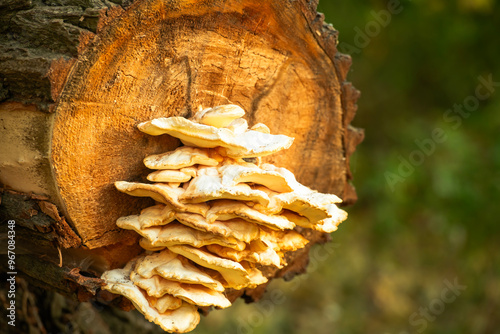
0, 0, 363, 327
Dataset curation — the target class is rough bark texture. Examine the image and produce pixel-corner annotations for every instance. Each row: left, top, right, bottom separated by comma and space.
0, 0, 363, 331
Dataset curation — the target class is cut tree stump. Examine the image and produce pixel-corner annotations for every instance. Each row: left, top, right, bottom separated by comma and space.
0, 0, 363, 327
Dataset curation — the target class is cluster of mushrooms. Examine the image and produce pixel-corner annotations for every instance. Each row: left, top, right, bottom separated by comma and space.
101, 105, 348, 333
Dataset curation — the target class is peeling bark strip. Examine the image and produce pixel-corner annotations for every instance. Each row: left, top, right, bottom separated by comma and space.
0, 0, 362, 310
64, 267, 105, 296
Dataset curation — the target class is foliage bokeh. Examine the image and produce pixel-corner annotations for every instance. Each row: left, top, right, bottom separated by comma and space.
193, 0, 500, 333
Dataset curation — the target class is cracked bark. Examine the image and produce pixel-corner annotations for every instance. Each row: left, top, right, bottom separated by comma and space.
0, 0, 363, 332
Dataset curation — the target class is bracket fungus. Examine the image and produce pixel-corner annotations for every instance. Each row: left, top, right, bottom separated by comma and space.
101, 105, 348, 333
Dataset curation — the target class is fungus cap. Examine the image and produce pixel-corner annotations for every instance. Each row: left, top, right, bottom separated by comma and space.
180, 169, 270, 206
250, 123, 270, 134
117, 216, 246, 250
226, 118, 248, 134
167, 245, 251, 289
191, 104, 245, 128
134, 250, 225, 292
131, 272, 231, 308
219, 164, 293, 193
138, 205, 175, 228
206, 200, 295, 230
149, 294, 183, 313
101, 261, 200, 333
206, 240, 282, 268
147, 170, 193, 183
144, 146, 219, 170
260, 228, 309, 252
115, 181, 208, 216
175, 212, 260, 244
138, 117, 293, 158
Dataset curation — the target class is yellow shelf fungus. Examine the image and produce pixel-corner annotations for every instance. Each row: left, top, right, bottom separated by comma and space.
102, 104, 348, 333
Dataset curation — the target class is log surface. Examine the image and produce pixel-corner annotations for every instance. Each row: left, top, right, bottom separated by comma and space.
51, 0, 362, 249
0, 0, 363, 309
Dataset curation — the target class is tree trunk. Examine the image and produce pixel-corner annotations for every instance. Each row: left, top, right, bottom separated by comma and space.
0, 0, 363, 330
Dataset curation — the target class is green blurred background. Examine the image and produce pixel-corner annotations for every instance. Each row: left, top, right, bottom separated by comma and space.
194, 0, 500, 333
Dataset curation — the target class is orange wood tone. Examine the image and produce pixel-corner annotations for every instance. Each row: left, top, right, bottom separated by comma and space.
51, 0, 361, 249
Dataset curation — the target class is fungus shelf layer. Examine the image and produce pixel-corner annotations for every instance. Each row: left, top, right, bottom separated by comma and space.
102, 105, 348, 333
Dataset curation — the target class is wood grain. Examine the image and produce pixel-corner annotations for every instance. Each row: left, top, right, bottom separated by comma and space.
51, 0, 361, 249
0, 0, 362, 308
